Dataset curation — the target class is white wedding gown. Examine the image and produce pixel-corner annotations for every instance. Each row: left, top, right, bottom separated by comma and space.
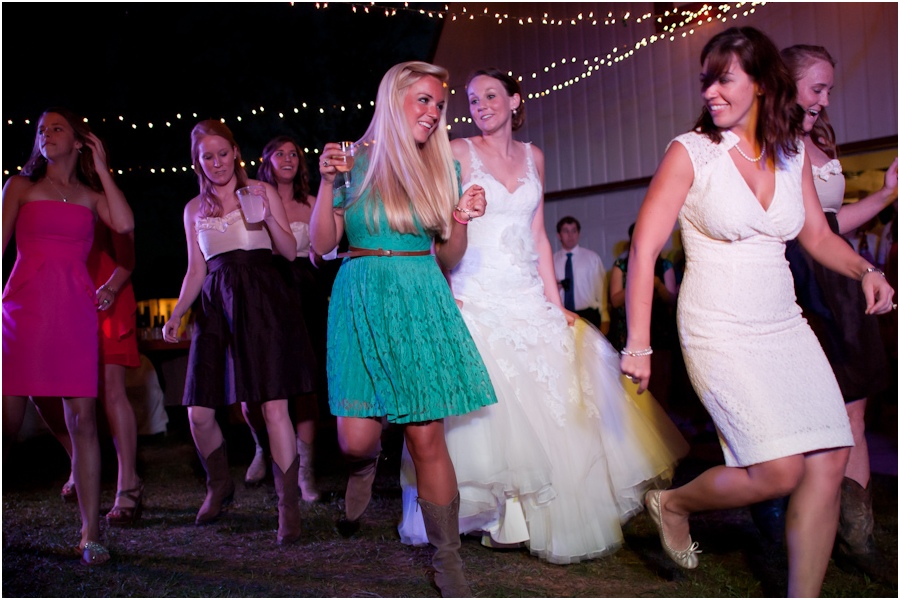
398, 139, 689, 564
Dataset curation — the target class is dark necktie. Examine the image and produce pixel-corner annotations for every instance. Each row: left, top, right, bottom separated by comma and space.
564, 252, 575, 311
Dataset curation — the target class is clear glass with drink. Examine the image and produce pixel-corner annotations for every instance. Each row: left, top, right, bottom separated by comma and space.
336, 141, 356, 188
236, 185, 267, 223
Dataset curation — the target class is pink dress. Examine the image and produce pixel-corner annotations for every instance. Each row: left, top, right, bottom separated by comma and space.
2, 201, 98, 397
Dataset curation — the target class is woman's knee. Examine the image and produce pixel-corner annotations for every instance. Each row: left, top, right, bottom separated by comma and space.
337, 417, 382, 458
188, 406, 216, 429
404, 421, 447, 464
753, 457, 805, 497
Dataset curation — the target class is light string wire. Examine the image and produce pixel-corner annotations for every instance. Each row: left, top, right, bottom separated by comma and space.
3, 2, 765, 177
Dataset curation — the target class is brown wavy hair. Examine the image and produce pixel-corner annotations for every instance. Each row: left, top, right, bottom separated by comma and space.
465, 67, 525, 131
190, 119, 249, 218
22, 107, 107, 192
694, 27, 804, 161
257, 135, 311, 205
781, 44, 837, 159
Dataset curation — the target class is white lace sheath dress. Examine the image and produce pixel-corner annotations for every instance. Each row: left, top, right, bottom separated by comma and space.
674, 130, 853, 467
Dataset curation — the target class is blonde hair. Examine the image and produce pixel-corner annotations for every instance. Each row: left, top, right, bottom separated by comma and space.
353, 61, 457, 241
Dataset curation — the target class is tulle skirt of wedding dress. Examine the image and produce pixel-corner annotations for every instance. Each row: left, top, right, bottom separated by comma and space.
399, 317, 689, 564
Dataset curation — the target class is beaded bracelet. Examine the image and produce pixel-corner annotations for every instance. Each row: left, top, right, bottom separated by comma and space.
620, 347, 653, 357
861, 267, 885, 281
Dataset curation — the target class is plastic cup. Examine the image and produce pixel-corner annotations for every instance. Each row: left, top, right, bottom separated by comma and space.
236, 186, 266, 223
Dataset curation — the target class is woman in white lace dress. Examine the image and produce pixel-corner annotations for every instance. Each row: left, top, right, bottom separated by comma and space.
399, 67, 688, 565
620, 27, 895, 597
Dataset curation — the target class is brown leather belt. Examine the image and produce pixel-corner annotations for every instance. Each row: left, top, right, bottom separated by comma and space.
337, 246, 433, 259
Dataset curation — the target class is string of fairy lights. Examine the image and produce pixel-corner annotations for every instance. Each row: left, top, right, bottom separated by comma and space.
3, 2, 767, 177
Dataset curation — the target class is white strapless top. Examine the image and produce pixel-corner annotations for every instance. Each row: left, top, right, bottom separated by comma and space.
290, 221, 311, 257
196, 209, 272, 261
812, 159, 844, 214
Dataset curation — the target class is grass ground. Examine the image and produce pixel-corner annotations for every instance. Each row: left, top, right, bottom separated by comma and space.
2, 408, 897, 598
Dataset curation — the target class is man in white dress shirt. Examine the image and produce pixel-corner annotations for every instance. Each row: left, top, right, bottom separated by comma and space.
553, 216, 609, 335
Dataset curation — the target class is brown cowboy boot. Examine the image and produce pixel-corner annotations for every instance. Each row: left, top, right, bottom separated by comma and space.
196, 440, 236, 525
337, 453, 379, 537
297, 438, 320, 502
418, 493, 471, 598
834, 477, 896, 585
273, 456, 302, 545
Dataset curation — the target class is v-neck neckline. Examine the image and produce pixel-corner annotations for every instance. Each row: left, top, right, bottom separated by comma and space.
468, 139, 531, 196
723, 131, 776, 213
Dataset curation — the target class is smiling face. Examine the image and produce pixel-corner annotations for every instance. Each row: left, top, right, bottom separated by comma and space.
795, 58, 834, 134
197, 135, 236, 186
402, 74, 446, 145
467, 74, 520, 135
701, 55, 760, 132
269, 141, 300, 184
37, 112, 81, 160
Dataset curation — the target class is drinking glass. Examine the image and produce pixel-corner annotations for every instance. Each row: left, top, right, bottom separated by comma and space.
336, 141, 356, 188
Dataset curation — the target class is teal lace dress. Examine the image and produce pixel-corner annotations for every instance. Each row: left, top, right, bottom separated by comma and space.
328, 155, 497, 424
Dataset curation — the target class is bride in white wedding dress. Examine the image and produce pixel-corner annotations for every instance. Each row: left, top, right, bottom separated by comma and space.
398, 68, 689, 564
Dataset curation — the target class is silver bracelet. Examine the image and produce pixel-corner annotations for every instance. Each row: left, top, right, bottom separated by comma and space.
861, 267, 885, 281
620, 347, 653, 357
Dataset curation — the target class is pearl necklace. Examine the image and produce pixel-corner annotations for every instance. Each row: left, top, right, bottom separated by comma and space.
734, 143, 766, 163
47, 177, 80, 203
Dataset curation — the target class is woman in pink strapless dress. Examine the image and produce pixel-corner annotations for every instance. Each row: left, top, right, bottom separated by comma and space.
2, 107, 134, 566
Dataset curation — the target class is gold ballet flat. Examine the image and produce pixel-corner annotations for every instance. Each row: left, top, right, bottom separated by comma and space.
645, 489, 700, 569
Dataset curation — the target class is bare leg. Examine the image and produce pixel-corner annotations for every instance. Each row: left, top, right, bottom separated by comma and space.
404, 420, 457, 505
262, 399, 301, 544
336, 416, 383, 531
260, 400, 296, 473
2, 395, 29, 463
62, 396, 103, 549
294, 393, 318, 446
30, 398, 77, 499
101, 364, 141, 509
405, 419, 469, 597
241, 402, 268, 485
843, 399, 869, 487
189, 405, 235, 525
188, 405, 224, 458
337, 416, 383, 462
657, 456, 805, 553
785, 448, 849, 597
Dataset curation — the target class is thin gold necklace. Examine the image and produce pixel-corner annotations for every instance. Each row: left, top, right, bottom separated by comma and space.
734, 143, 766, 163
46, 177, 80, 203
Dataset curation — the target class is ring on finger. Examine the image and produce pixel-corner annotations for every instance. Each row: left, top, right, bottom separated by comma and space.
324, 160, 329, 167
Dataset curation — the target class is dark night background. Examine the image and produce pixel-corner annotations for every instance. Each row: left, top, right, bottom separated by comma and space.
2, 2, 444, 300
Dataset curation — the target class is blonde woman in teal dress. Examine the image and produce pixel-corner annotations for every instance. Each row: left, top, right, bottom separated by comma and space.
310, 61, 496, 598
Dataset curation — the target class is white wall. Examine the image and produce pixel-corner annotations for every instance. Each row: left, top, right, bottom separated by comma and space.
433, 2, 899, 268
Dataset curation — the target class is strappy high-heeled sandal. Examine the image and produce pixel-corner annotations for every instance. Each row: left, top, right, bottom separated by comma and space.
105, 481, 144, 527
79, 541, 110, 566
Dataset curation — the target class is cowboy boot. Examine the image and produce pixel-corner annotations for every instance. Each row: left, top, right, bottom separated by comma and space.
195, 440, 236, 525
244, 443, 268, 487
297, 438, 320, 502
749, 495, 788, 546
418, 493, 471, 598
834, 477, 896, 585
273, 456, 302, 545
337, 453, 379, 537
